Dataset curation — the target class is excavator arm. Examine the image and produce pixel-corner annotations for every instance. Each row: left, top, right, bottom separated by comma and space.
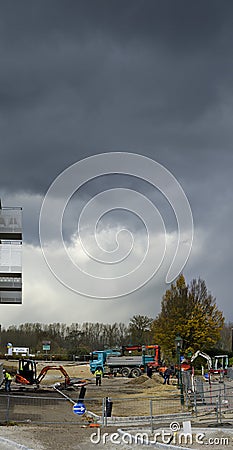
36, 366, 70, 386
190, 350, 212, 370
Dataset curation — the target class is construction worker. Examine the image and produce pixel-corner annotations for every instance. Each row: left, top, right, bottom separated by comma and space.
94, 367, 103, 386
3, 369, 12, 392
163, 366, 172, 385
147, 365, 153, 378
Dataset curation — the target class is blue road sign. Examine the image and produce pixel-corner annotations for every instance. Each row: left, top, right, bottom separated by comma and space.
73, 402, 86, 415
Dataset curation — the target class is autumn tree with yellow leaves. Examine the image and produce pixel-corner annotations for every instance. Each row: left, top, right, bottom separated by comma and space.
152, 274, 224, 359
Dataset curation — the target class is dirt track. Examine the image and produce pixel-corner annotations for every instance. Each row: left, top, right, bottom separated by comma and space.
0, 424, 151, 450
1, 424, 233, 450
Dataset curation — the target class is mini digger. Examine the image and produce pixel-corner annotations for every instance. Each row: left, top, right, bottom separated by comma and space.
15, 359, 87, 390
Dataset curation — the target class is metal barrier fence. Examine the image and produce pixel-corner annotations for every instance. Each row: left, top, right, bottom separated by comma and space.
227, 368, 233, 379
101, 393, 189, 425
185, 379, 233, 424
0, 394, 102, 424
1, 385, 232, 427
105, 395, 182, 418
0, 393, 189, 426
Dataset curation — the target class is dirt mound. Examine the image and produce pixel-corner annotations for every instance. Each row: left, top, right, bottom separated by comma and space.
127, 373, 164, 387
141, 374, 164, 388
127, 374, 149, 385
146, 374, 164, 384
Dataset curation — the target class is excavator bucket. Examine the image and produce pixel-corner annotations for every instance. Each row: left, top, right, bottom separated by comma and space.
15, 373, 30, 385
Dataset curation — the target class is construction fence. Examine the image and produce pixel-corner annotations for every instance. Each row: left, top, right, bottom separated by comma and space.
0, 377, 233, 427
0, 392, 189, 426
0, 394, 80, 424
186, 377, 233, 423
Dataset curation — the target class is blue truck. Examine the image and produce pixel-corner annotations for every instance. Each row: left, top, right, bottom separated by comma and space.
90, 345, 161, 378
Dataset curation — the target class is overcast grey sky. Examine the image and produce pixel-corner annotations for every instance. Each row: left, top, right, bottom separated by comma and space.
1, 1, 233, 327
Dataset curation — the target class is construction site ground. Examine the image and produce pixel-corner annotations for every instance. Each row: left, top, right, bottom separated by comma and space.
1, 360, 233, 449
1, 359, 179, 400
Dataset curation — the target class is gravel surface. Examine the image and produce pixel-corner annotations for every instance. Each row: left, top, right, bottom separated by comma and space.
0, 425, 151, 450
1, 424, 233, 450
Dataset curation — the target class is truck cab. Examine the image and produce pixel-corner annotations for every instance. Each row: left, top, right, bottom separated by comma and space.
90, 349, 121, 374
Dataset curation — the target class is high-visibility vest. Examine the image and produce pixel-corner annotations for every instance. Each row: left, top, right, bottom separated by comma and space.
95, 370, 102, 376
5, 372, 12, 381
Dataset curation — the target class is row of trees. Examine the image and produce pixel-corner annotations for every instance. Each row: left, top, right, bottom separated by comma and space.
0, 318, 153, 357
0, 275, 230, 360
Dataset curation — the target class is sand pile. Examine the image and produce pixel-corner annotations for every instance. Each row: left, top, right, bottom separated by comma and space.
127, 373, 164, 387
143, 374, 164, 387
126, 374, 148, 385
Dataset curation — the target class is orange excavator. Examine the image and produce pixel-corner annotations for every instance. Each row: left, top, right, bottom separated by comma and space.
15, 359, 87, 389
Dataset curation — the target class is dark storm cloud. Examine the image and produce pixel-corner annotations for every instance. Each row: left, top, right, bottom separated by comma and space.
1, 1, 233, 323
2, 1, 233, 49
0, 0, 233, 194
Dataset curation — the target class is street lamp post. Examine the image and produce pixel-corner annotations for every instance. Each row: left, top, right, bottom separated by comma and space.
142, 345, 146, 371
175, 334, 184, 406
